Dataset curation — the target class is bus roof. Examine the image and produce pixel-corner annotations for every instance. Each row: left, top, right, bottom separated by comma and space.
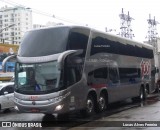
26, 25, 153, 50
31, 25, 153, 49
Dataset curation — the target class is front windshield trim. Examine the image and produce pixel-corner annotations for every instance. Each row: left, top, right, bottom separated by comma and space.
15, 60, 63, 95
17, 53, 61, 64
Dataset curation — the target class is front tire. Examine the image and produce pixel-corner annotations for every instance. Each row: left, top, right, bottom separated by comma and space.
81, 95, 95, 117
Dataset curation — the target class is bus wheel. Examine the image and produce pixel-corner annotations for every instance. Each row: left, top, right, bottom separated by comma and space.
132, 87, 146, 102
97, 93, 107, 112
138, 87, 143, 100
81, 95, 95, 117
144, 87, 148, 100
136, 87, 146, 101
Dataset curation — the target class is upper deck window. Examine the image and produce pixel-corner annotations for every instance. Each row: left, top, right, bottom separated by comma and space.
19, 27, 70, 57
91, 32, 153, 59
67, 28, 90, 57
19, 27, 90, 58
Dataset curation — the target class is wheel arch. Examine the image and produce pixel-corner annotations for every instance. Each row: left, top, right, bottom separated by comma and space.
87, 90, 97, 103
99, 89, 108, 103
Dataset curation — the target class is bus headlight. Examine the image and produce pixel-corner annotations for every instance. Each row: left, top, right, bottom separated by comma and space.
55, 105, 63, 111
14, 106, 19, 111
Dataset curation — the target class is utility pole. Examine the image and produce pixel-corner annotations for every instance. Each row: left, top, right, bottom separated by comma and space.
119, 8, 134, 39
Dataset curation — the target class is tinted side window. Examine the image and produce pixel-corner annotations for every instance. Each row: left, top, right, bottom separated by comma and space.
20, 27, 69, 57
87, 67, 108, 84
0, 89, 3, 95
6, 85, 14, 93
109, 67, 119, 83
66, 68, 76, 86
67, 28, 90, 57
0, 85, 14, 95
64, 55, 83, 87
91, 33, 153, 59
119, 68, 140, 83
94, 68, 108, 79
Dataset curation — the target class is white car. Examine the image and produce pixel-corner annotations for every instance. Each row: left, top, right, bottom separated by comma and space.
0, 82, 14, 111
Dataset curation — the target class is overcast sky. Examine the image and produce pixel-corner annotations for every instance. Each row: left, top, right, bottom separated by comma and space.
0, 0, 160, 42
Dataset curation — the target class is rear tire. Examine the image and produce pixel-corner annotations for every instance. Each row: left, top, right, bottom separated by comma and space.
96, 93, 107, 112
140, 87, 144, 101
143, 87, 148, 100
132, 87, 146, 102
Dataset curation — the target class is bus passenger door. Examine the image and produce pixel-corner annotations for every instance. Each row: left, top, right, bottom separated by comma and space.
64, 55, 85, 110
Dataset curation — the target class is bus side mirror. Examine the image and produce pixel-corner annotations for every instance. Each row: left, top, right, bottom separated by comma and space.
2, 55, 17, 72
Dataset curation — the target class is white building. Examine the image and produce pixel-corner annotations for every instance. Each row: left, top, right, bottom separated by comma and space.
33, 24, 46, 29
46, 21, 58, 27
0, 6, 32, 44
33, 22, 63, 29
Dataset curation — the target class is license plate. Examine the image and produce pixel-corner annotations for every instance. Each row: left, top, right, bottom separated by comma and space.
30, 108, 40, 112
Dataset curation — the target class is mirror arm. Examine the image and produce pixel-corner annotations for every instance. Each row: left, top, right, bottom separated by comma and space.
2, 54, 17, 72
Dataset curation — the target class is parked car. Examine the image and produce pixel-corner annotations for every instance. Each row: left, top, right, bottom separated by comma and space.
0, 82, 14, 111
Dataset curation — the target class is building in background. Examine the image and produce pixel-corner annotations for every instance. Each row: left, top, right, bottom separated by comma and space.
33, 22, 63, 29
0, 44, 19, 81
46, 21, 61, 27
0, 6, 32, 44
33, 24, 46, 29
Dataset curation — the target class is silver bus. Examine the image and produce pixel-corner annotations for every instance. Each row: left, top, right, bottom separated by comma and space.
3, 25, 157, 116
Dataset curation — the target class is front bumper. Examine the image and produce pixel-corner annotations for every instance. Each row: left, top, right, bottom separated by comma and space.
14, 100, 67, 114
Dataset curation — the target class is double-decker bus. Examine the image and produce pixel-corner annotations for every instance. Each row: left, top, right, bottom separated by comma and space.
3, 25, 157, 116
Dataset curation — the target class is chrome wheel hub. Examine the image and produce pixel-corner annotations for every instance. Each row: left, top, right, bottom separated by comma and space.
87, 99, 93, 113
99, 97, 105, 110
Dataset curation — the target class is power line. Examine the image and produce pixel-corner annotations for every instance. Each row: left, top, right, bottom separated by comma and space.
0, 0, 53, 17
0, 0, 86, 25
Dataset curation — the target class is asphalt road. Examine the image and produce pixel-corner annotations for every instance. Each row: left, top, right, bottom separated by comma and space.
0, 93, 160, 130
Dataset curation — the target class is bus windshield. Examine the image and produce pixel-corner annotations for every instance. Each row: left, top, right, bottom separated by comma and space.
15, 61, 62, 94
